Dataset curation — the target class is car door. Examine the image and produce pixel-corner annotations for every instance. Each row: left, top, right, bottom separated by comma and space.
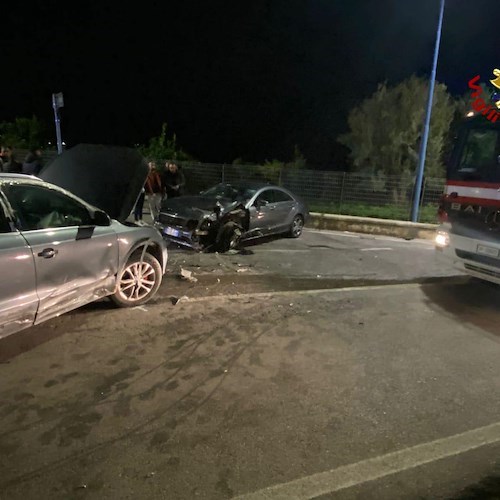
271, 188, 297, 233
2, 182, 119, 324
247, 189, 281, 235
0, 194, 38, 338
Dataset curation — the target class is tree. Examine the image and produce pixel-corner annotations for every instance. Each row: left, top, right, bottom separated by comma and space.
338, 75, 456, 201
0, 116, 48, 151
138, 123, 192, 161
257, 145, 307, 183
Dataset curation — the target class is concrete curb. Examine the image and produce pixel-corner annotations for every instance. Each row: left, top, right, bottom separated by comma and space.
307, 212, 438, 240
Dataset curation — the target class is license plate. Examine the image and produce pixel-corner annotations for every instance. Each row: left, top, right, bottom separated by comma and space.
164, 227, 180, 238
477, 244, 499, 258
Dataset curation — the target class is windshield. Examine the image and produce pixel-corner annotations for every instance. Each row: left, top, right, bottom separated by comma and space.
200, 183, 258, 202
449, 123, 500, 182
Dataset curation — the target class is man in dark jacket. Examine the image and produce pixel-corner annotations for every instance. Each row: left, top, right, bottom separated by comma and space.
22, 148, 44, 176
162, 162, 185, 198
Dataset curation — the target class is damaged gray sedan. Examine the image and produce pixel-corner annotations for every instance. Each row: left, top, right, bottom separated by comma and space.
0, 145, 168, 339
156, 182, 309, 251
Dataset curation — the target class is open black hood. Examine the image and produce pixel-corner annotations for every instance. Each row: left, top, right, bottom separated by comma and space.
39, 144, 148, 221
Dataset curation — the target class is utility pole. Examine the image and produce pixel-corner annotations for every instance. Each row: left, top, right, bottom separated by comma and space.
411, 0, 446, 222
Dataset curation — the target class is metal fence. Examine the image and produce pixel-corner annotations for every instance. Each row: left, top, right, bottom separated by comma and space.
14, 149, 444, 222
174, 161, 444, 222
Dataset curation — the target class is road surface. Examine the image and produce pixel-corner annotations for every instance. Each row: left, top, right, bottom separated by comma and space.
1, 229, 499, 499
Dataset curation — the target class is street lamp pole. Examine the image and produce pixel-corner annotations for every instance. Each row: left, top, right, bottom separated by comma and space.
52, 92, 64, 155
411, 0, 446, 222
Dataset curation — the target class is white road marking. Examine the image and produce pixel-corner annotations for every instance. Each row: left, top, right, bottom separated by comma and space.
305, 229, 434, 247
255, 249, 310, 253
233, 420, 500, 500
161, 283, 422, 304
360, 247, 394, 252
306, 229, 360, 238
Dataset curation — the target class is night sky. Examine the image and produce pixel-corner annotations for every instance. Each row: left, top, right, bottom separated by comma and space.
2, 0, 498, 167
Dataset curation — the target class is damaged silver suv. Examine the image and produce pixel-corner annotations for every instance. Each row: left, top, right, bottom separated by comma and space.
0, 145, 168, 339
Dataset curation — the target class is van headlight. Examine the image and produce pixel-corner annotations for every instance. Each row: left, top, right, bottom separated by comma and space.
435, 231, 449, 248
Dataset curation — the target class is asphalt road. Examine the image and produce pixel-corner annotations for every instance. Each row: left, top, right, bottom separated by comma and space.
1, 229, 500, 500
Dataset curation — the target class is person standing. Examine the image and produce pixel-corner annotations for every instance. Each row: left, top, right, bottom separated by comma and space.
133, 187, 146, 225
1, 146, 22, 173
144, 161, 163, 220
162, 161, 185, 199
22, 148, 44, 176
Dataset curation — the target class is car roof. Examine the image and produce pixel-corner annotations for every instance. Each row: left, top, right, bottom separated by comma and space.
0, 173, 43, 181
219, 181, 281, 190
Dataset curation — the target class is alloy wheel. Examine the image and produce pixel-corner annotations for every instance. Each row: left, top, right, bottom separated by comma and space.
118, 261, 156, 302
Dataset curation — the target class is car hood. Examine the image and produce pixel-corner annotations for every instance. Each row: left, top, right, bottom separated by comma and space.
39, 144, 148, 221
161, 195, 239, 219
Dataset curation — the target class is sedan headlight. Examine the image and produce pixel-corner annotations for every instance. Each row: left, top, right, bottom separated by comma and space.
199, 219, 212, 231
193, 218, 213, 236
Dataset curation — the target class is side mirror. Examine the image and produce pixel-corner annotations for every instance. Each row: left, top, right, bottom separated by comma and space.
255, 199, 268, 209
93, 210, 111, 226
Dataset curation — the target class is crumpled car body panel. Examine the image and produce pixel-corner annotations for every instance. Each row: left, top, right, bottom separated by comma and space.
0, 167, 168, 340
156, 184, 308, 251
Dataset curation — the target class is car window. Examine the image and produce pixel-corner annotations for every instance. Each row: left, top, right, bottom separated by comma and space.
202, 183, 258, 202
255, 190, 275, 205
459, 128, 498, 172
273, 189, 293, 202
3, 184, 93, 231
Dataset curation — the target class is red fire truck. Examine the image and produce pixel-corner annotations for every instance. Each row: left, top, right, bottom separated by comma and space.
436, 114, 500, 284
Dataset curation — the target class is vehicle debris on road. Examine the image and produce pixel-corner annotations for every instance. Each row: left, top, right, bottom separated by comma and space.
180, 268, 198, 283
171, 296, 190, 305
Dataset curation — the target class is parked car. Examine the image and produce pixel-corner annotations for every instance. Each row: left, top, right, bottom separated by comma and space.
0, 144, 168, 339
156, 181, 309, 251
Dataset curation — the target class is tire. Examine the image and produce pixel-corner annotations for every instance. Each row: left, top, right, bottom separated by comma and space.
216, 222, 243, 252
111, 252, 162, 307
289, 214, 304, 238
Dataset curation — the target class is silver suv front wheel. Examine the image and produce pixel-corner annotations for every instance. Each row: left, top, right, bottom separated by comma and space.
111, 252, 162, 307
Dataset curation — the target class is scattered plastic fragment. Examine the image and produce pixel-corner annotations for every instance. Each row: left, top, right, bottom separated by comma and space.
180, 268, 198, 283
171, 296, 190, 305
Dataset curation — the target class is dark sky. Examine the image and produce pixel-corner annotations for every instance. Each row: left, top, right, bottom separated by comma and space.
2, 0, 498, 166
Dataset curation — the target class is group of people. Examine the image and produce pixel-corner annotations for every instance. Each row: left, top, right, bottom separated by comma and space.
134, 160, 185, 225
0, 146, 44, 175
